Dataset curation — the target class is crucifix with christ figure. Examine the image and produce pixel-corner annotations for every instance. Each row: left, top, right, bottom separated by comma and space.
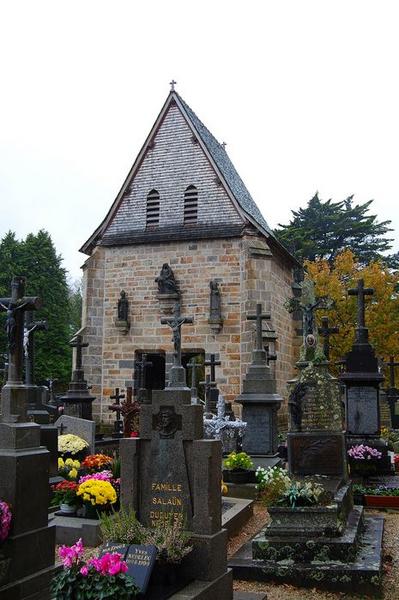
161, 303, 194, 368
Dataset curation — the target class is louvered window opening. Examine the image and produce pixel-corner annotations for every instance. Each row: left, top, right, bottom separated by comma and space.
184, 186, 198, 224
146, 190, 160, 227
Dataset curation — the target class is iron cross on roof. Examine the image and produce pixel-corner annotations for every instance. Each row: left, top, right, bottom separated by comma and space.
318, 316, 339, 361
170, 79, 177, 91
247, 303, 271, 351
161, 303, 194, 367
0, 276, 41, 386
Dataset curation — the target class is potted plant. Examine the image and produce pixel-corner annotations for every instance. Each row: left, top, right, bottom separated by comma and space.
58, 434, 89, 461
347, 444, 382, 476
363, 486, 399, 508
256, 466, 291, 504
352, 483, 366, 505
52, 538, 139, 599
51, 481, 80, 514
58, 457, 81, 481
0, 500, 12, 585
77, 478, 117, 519
223, 451, 255, 484
81, 453, 114, 474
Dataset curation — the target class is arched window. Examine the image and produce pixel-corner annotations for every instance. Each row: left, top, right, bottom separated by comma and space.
184, 185, 198, 224
146, 189, 160, 227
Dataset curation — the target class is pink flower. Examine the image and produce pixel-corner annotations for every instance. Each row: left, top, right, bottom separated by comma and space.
59, 538, 84, 568
78, 470, 113, 484
80, 565, 89, 576
87, 553, 128, 576
0, 501, 12, 542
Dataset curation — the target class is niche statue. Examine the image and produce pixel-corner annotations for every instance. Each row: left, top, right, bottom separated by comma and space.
208, 280, 223, 332
115, 290, 130, 334
155, 263, 179, 295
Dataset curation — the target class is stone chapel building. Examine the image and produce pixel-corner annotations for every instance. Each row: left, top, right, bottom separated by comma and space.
79, 89, 299, 423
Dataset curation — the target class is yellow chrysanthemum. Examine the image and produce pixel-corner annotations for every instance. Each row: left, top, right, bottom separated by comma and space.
77, 480, 117, 506
69, 468, 78, 480
58, 458, 65, 468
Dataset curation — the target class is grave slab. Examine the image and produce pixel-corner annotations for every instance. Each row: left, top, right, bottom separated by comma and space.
55, 414, 95, 452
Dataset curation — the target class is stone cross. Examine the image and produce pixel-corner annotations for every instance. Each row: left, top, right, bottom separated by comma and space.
136, 353, 153, 390
204, 353, 221, 383
70, 334, 89, 370
200, 373, 216, 414
187, 357, 203, 403
161, 303, 194, 368
385, 356, 399, 389
318, 316, 339, 361
247, 303, 271, 351
0, 276, 41, 386
170, 79, 177, 91
348, 279, 373, 340
109, 387, 125, 436
24, 311, 48, 386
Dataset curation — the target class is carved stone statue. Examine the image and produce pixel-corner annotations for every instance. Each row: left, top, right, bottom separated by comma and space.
155, 263, 179, 295
117, 290, 129, 321
209, 280, 222, 320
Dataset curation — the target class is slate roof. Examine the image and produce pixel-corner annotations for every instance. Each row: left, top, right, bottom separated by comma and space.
176, 94, 273, 237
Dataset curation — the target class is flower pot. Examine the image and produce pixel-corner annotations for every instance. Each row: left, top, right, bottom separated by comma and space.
84, 504, 100, 519
222, 468, 255, 484
364, 495, 399, 508
60, 503, 76, 515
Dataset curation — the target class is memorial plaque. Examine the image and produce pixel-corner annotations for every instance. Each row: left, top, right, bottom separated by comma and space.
100, 542, 129, 559
288, 432, 346, 477
125, 544, 157, 594
347, 386, 379, 435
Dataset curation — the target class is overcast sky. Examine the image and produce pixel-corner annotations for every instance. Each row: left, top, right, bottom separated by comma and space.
1, 1, 398, 281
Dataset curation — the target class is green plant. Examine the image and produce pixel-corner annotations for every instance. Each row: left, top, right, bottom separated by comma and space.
278, 480, 328, 508
144, 517, 193, 564
111, 456, 121, 480
223, 452, 254, 471
99, 506, 145, 545
256, 466, 291, 505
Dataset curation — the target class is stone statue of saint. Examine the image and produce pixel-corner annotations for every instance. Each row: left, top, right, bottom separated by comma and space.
117, 290, 129, 321
155, 263, 179, 295
209, 280, 222, 322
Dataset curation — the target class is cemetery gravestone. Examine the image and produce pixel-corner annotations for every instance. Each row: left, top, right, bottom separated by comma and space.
58, 335, 95, 420
0, 276, 55, 599
237, 304, 282, 463
340, 279, 391, 474
120, 311, 233, 599
55, 414, 96, 453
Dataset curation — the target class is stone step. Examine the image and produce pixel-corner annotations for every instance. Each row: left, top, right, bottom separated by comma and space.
228, 515, 383, 592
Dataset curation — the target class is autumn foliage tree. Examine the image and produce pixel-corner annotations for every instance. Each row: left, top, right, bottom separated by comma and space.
306, 250, 399, 380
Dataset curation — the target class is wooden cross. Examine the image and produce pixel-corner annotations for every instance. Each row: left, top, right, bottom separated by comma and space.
70, 334, 89, 370
135, 353, 153, 390
170, 79, 177, 91
348, 279, 373, 330
385, 356, 399, 389
318, 316, 339, 361
109, 387, 125, 436
204, 353, 221, 383
0, 276, 41, 385
161, 303, 194, 367
121, 387, 140, 437
247, 303, 271, 351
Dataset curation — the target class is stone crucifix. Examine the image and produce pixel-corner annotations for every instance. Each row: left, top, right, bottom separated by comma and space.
318, 316, 339, 361
109, 387, 125, 437
0, 276, 41, 386
70, 334, 89, 371
348, 279, 373, 343
247, 303, 271, 351
161, 303, 194, 368
187, 357, 203, 404
24, 310, 48, 386
136, 353, 153, 391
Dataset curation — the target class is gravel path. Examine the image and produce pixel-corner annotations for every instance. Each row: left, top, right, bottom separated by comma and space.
228, 505, 399, 600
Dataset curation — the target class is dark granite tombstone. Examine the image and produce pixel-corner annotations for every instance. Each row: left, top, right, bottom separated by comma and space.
340, 279, 391, 474
237, 304, 282, 464
384, 356, 399, 428
0, 277, 55, 599
58, 334, 95, 420
120, 312, 233, 599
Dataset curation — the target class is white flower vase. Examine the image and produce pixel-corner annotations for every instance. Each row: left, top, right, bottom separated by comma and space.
60, 503, 76, 515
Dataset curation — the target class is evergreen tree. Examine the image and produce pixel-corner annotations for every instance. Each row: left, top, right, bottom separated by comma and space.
0, 230, 72, 385
275, 194, 394, 266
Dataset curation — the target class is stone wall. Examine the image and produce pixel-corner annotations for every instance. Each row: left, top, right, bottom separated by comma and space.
82, 234, 295, 423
